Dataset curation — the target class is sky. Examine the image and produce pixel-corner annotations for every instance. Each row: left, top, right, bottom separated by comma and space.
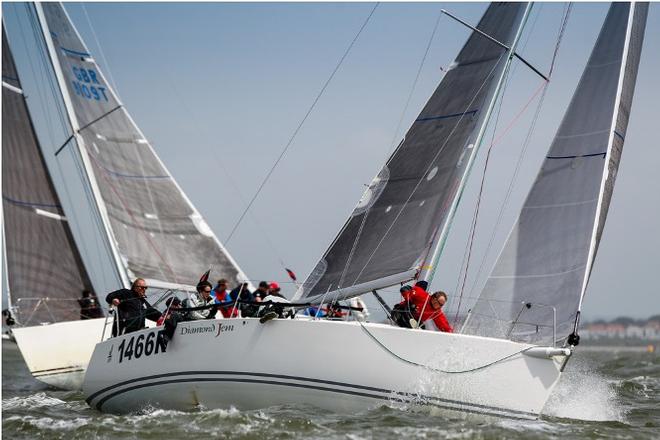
2, 2, 659, 321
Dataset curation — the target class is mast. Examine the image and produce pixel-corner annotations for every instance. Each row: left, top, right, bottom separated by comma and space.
420, 3, 533, 284
33, 2, 129, 288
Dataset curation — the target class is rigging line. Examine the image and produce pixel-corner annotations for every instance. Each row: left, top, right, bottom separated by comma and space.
84, 148, 180, 284
152, 50, 291, 278
22, 3, 108, 290
15, 3, 57, 143
356, 318, 532, 374
450, 56, 508, 316
385, 6, 444, 157
54, 105, 123, 156
353, 50, 507, 285
338, 6, 444, 290
465, 4, 572, 301
224, 2, 380, 246
80, 3, 120, 95
453, 80, 548, 326
26, 4, 68, 139
450, 79, 506, 316
27, 3, 116, 289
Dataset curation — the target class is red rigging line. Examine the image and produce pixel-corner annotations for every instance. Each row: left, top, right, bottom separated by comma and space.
84, 147, 180, 285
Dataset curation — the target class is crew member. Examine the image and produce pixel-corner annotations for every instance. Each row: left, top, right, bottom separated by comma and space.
187, 281, 218, 320
78, 289, 103, 319
106, 278, 161, 336
401, 281, 453, 332
253, 281, 269, 302
213, 278, 237, 318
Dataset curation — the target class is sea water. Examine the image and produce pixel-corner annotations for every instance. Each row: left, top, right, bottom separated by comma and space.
2, 340, 658, 439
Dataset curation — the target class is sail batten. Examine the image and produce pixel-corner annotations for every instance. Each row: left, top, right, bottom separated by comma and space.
296, 3, 528, 303
35, 3, 249, 288
463, 3, 648, 344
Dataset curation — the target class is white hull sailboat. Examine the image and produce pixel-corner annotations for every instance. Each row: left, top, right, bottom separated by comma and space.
11, 318, 107, 389
83, 318, 568, 418
83, 1, 647, 418
2, 3, 250, 390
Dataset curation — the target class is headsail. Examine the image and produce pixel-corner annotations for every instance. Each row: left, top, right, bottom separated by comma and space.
296, 3, 528, 303
463, 3, 648, 344
35, 3, 249, 289
2, 26, 95, 324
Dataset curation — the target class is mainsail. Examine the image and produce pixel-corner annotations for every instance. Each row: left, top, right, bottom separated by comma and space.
463, 3, 648, 344
34, 3, 248, 289
296, 3, 529, 302
2, 26, 94, 324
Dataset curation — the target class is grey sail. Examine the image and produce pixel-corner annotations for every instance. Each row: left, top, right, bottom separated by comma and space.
297, 3, 527, 302
38, 3, 248, 289
463, 3, 648, 344
2, 26, 95, 324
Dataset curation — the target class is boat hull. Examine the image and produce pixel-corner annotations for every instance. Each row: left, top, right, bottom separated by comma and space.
83, 318, 568, 418
11, 318, 109, 390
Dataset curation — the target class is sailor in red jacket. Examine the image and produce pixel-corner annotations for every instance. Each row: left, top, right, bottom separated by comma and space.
401, 281, 453, 332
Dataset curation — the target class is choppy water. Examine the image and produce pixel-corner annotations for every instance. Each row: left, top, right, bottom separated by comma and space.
2, 340, 658, 439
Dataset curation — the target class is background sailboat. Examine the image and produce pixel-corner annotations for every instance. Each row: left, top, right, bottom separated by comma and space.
2, 2, 251, 389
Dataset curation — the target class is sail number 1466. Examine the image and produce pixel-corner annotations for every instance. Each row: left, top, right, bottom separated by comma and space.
117, 331, 167, 363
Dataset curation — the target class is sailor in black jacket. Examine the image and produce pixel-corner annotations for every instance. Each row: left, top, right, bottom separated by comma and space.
106, 278, 161, 336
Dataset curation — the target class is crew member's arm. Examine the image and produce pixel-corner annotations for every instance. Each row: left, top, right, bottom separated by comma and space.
106, 289, 128, 306
434, 312, 453, 333
143, 300, 162, 322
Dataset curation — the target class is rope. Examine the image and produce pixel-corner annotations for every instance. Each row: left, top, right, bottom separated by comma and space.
463, 4, 573, 302
356, 319, 531, 374
224, 3, 380, 245
452, 81, 548, 324
80, 3, 121, 95
385, 6, 444, 158
353, 51, 507, 284
337, 5, 444, 290
24, 3, 119, 289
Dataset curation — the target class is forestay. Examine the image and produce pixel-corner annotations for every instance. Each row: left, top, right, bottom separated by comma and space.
463, 3, 648, 344
2, 26, 94, 324
296, 3, 527, 303
37, 3, 248, 289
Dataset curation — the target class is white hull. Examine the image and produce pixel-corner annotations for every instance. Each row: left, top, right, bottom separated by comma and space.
84, 318, 569, 418
11, 318, 109, 390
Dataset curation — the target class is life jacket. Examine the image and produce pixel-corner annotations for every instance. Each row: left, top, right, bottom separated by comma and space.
391, 301, 417, 328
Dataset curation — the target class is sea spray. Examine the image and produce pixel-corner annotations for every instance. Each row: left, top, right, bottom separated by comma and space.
543, 356, 625, 421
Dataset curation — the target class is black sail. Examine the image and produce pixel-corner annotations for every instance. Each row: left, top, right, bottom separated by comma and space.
2, 26, 94, 325
38, 3, 248, 288
463, 3, 648, 344
298, 3, 527, 301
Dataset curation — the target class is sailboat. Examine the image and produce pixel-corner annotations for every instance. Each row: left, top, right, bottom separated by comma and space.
2, 3, 250, 390
81, 2, 647, 418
